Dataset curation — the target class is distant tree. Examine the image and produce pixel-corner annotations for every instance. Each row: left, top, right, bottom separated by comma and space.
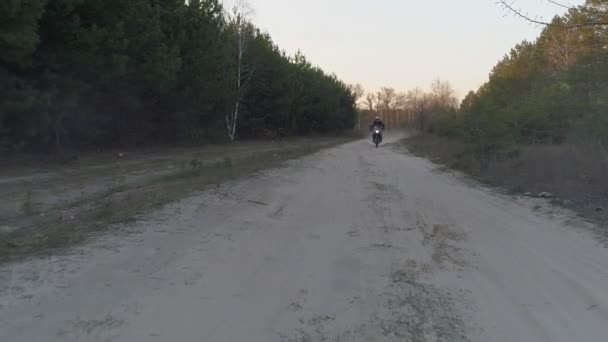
406, 87, 427, 130
395, 92, 408, 109
430, 78, 458, 110
348, 84, 365, 107
376, 87, 397, 127
377, 87, 397, 112
365, 93, 377, 112
460, 91, 477, 113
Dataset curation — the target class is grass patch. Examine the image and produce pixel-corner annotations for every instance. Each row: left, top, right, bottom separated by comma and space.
0, 137, 352, 262
401, 133, 608, 239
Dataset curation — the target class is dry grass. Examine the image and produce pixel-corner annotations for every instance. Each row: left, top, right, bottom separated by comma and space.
0, 137, 353, 262
403, 134, 608, 232
485, 144, 608, 201
401, 134, 473, 172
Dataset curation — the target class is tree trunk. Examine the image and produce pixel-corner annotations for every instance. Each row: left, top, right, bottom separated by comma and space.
227, 20, 245, 141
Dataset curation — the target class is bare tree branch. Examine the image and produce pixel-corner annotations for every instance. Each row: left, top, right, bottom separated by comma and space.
547, 0, 608, 15
364, 93, 376, 112
546, 0, 573, 10
498, 0, 608, 28
348, 84, 365, 106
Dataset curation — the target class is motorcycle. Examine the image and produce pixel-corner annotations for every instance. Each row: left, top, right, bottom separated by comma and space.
372, 128, 383, 148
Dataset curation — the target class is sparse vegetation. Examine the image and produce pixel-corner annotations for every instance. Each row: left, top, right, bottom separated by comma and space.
402, 134, 608, 235
0, 137, 352, 261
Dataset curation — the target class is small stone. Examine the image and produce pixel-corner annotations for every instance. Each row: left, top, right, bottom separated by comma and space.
538, 192, 553, 198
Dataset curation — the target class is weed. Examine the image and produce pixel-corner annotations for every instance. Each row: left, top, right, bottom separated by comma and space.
189, 158, 203, 169
22, 190, 33, 216
222, 157, 233, 168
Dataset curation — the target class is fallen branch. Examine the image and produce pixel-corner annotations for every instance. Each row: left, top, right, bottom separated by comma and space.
247, 199, 268, 206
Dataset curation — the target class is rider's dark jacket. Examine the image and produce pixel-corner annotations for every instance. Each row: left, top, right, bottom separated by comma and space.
370, 119, 385, 131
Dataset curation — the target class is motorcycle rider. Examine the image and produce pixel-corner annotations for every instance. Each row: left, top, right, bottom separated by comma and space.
370, 116, 385, 143
370, 116, 385, 131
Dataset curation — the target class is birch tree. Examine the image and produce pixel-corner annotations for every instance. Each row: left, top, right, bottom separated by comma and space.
226, 0, 255, 141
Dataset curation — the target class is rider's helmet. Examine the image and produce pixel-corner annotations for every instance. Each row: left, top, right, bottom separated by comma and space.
375, 116, 380, 121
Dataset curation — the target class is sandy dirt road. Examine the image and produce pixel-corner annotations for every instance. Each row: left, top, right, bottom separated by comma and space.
1, 133, 608, 341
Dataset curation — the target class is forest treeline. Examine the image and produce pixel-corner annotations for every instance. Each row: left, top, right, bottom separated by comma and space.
431, 0, 608, 165
0, 0, 357, 153
352, 79, 459, 131
359, 1, 608, 168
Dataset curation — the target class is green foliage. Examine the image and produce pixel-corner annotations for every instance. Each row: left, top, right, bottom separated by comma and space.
0, 0, 356, 152
0, 0, 47, 67
445, 4, 608, 164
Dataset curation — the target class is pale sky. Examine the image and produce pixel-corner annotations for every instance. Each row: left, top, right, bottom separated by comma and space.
222, 0, 583, 98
